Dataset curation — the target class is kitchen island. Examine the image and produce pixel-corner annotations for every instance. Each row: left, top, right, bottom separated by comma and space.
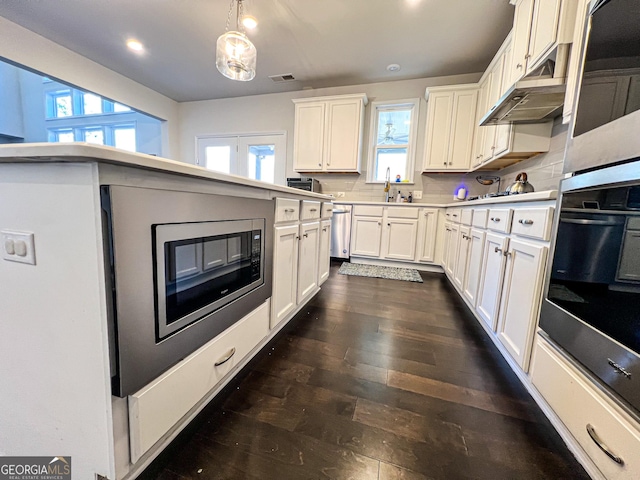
0, 143, 332, 480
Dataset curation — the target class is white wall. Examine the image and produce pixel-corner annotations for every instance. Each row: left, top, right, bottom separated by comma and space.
0, 17, 180, 158
0, 61, 24, 139
0, 163, 115, 479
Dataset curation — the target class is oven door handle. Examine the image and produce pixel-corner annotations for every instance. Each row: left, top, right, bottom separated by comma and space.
214, 347, 237, 367
561, 218, 622, 226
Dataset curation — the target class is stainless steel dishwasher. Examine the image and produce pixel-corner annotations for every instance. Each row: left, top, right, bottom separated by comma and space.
330, 204, 352, 259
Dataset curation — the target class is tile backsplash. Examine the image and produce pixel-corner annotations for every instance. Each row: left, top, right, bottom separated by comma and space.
315, 119, 568, 204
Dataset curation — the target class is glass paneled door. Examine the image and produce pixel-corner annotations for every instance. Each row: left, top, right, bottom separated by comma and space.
197, 134, 286, 185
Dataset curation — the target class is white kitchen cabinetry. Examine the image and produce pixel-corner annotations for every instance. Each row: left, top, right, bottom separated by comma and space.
293, 94, 368, 173
531, 337, 640, 479
563, 0, 591, 124
496, 239, 547, 370
445, 222, 460, 277
463, 227, 486, 307
272, 223, 300, 328
417, 208, 438, 263
453, 225, 472, 289
297, 221, 320, 302
318, 219, 332, 286
509, 0, 577, 82
382, 208, 419, 261
424, 85, 478, 172
476, 232, 510, 331
351, 205, 384, 257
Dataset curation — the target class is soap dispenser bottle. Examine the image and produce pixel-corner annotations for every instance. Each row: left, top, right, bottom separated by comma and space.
396, 190, 402, 203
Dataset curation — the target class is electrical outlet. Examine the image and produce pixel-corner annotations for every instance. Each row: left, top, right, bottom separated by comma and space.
336, 192, 345, 198
2, 230, 36, 265
413, 190, 423, 200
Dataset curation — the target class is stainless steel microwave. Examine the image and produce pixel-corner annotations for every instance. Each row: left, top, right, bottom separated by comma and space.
564, 0, 640, 174
101, 185, 273, 397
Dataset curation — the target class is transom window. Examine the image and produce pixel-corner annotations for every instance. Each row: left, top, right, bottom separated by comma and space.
367, 99, 419, 183
48, 124, 137, 151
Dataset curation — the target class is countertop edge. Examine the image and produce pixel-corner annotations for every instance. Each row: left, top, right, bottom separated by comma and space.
0, 143, 331, 200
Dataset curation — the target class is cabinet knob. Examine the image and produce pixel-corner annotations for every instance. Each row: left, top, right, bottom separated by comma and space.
322, 227, 327, 232
387, 223, 391, 226
494, 246, 502, 254
516, 63, 523, 69
378, 222, 381, 226
491, 217, 500, 222
525, 53, 531, 59
284, 208, 295, 213
504, 250, 512, 258
303, 233, 309, 238
518, 219, 534, 225
295, 235, 300, 240
318, 162, 322, 167
443, 162, 447, 166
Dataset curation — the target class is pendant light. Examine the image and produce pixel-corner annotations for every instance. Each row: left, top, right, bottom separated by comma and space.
216, 0, 257, 81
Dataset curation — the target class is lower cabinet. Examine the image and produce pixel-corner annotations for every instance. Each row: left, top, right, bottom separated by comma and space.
496, 239, 547, 370
351, 216, 383, 257
382, 217, 418, 261
417, 208, 438, 263
128, 300, 270, 462
318, 219, 331, 286
445, 222, 460, 277
476, 233, 509, 331
453, 225, 471, 289
297, 221, 320, 302
462, 227, 486, 306
272, 224, 300, 328
531, 337, 640, 479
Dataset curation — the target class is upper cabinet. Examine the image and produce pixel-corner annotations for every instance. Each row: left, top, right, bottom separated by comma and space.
293, 94, 368, 173
509, 0, 578, 83
423, 84, 478, 172
562, 0, 591, 124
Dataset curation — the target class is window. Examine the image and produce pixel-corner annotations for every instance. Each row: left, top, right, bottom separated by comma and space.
47, 90, 73, 118
83, 93, 103, 115
48, 124, 136, 151
367, 99, 419, 183
196, 134, 286, 185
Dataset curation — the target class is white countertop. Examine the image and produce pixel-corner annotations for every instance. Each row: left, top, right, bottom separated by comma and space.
334, 190, 557, 208
0, 143, 331, 200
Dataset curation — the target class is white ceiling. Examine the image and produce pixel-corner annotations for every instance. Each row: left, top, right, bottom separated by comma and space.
0, 0, 514, 102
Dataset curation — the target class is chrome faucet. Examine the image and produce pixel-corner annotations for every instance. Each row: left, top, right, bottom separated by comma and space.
384, 167, 391, 202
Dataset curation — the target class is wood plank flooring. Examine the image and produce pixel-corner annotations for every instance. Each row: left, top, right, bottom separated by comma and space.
139, 262, 589, 479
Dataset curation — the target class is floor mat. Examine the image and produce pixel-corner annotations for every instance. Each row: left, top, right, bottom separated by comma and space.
338, 262, 423, 283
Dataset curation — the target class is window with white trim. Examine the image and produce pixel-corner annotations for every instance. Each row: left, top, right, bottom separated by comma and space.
367, 99, 419, 183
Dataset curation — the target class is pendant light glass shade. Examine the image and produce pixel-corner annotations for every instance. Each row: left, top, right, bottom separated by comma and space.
216, 31, 256, 81
216, 0, 257, 81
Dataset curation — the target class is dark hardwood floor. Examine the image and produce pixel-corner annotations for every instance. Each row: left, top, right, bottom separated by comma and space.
140, 261, 589, 479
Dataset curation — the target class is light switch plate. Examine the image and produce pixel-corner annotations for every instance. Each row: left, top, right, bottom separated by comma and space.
2, 230, 36, 265
413, 190, 423, 199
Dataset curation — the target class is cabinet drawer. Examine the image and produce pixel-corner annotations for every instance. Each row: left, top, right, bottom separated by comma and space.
531, 338, 640, 479
301, 200, 321, 220
487, 208, 513, 233
386, 207, 419, 219
460, 208, 473, 226
445, 208, 462, 223
472, 208, 489, 228
353, 205, 384, 217
129, 301, 270, 462
275, 198, 300, 223
511, 207, 554, 241
321, 202, 334, 219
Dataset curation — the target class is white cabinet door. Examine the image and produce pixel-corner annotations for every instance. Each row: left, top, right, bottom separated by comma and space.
482, 55, 504, 162
497, 239, 547, 371
527, 0, 562, 74
510, 0, 535, 82
463, 228, 486, 307
297, 221, 320, 303
325, 99, 362, 172
472, 77, 489, 167
445, 222, 460, 277
417, 208, 438, 263
448, 90, 478, 170
383, 218, 418, 261
476, 233, 509, 331
351, 216, 383, 257
293, 102, 325, 172
441, 222, 452, 271
272, 224, 300, 328
318, 219, 331, 286
424, 91, 454, 170
453, 226, 471, 289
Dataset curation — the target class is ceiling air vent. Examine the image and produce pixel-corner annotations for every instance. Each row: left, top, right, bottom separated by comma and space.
269, 73, 296, 83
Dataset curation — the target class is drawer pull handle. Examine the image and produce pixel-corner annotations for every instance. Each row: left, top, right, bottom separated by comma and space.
452, 214, 458, 217
494, 247, 502, 254
322, 227, 327, 232
303, 233, 308, 238
310, 208, 318, 212
214, 347, 237, 367
284, 208, 295, 213
519, 219, 534, 225
586, 424, 624, 465
491, 217, 501, 222
326, 209, 333, 212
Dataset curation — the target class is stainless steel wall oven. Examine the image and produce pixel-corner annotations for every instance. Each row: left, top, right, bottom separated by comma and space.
101, 185, 274, 397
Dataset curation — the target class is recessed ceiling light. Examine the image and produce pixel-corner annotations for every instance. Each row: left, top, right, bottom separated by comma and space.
242, 15, 258, 29
126, 39, 144, 52
387, 64, 401, 72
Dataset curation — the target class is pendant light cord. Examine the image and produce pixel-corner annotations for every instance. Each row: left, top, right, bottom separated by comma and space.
224, 0, 246, 34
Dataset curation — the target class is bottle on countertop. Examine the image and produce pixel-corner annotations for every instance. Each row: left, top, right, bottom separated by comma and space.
408, 192, 413, 203
396, 190, 402, 203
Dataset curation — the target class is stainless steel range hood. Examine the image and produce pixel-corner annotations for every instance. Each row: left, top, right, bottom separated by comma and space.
479, 76, 566, 125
